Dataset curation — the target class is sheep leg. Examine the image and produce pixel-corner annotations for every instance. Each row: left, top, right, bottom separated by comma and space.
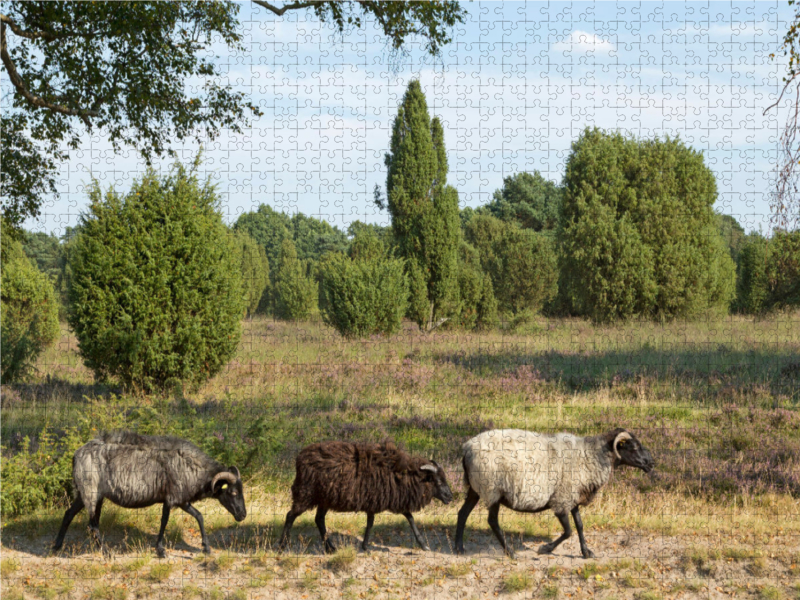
278, 505, 305, 551
315, 507, 336, 554
361, 512, 375, 551
538, 513, 572, 556
571, 507, 595, 559
454, 487, 480, 555
53, 496, 85, 551
487, 502, 515, 559
87, 498, 105, 552
403, 512, 430, 552
155, 504, 171, 558
181, 504, 211, 554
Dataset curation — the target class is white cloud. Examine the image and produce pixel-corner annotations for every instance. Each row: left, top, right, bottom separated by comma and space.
552, 30, 615, 54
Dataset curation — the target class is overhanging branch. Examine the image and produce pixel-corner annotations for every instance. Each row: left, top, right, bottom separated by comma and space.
251, 1, 319, 17
0, 13, 56, 41
0, 21, 98, 125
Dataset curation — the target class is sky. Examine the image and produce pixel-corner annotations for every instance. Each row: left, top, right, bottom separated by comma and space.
15, 0, 795, 236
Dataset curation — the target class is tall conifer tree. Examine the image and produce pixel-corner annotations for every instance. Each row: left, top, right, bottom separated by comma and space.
384, 80, 459, 331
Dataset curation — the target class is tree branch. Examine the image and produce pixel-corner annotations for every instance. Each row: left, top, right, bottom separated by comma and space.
0, 21, 98, 124
0, 13, 56, 41
251, 1, 319, 17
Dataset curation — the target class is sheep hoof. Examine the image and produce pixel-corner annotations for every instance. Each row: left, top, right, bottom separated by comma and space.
505, 548, 516, 559
360, 542, 369, 552
582, 549, 595, 559
537, 543, 555, 555
202, 545, 212, 555
419, 544, 430, 552
156, 547, 166, 559
324, 541, 337, 554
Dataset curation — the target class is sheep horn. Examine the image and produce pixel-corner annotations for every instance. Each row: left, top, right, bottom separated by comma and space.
211, 470, 238, 491
613, 431, 633, 460
420, 463, 437, 473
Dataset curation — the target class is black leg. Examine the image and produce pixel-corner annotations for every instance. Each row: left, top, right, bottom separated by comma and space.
361, 512, 375, 551
537, 512, 572, 556
53, 496, 85, 551
278, 505, 306, 551
315, 507, 336, 553
155, 504, 171, 558
403, 512, 429, 551
571, 507, 594, 559
487, 502, 514, 558
181, 504, 210, 554
87, 498, 104, 550
455, 487, 480, 555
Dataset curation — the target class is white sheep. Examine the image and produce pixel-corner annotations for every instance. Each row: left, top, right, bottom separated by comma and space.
454, 428, 654, 558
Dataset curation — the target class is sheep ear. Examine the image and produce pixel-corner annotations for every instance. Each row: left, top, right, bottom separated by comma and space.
420, 464, 437, 473
613, 431, 633, 460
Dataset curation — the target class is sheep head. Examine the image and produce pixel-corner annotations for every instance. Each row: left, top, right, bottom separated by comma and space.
212, 467, 247, 521
609, 429, 654, 473
420, 461, 453, 504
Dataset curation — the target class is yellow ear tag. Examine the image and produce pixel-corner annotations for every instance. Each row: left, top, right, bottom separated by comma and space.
221, 484, 228, 490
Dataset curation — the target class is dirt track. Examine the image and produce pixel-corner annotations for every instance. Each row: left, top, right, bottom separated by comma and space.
3, 524, 797, 600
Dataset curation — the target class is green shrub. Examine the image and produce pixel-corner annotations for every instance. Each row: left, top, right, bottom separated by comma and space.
1, 230, 60, 382
67, 161, 243, 392
319, 232, 408, 338
559, 128, 736, 322
465, 214, 557, 317
454, 241, 498, 330
232, 229, 270, 316
765, 229, 800, 309
735, 234, 769, 313
274, 238, 317, 320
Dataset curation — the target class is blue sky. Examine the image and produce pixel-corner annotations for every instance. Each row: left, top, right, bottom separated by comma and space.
18, 1, 793, 235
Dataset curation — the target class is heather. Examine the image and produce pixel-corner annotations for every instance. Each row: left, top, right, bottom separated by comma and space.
2, 312, 798, 522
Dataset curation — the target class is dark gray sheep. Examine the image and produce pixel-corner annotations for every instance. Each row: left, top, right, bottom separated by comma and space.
52, 432, 246, 557
455, 428, 654, 559
278, 441, 453, 553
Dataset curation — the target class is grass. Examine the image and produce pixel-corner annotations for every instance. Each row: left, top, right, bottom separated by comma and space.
446, 562, 473, 577
1, 558, 20, 577
145, 563, 173, 582
327, 546, 357, 572
542, 584, 559, 599
749, 556, 769, 576
501, 571, 532, 593
759, 586, 784, 600
90, 585, 127, 600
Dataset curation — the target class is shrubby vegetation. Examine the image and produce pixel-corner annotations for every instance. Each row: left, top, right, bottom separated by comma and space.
232, 230, 270, 317
319, 231, 408, 338
67, 161, 243, 392
273, 238, 318, 321
559, 128, 736, 323
1, 227, 60, 382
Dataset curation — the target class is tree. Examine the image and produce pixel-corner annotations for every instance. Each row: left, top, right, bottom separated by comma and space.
235, 205, 292, 266
765, 229, 800, 309
735, 233, 769, 314
67, 160, 243, 392
319, 231, 408, 338
486, 171, 563, 231
1, 224, 60, 382
717, 213, 747, 263
232, 230, 270, 317
453, 241, 498, 330
767, 0, 800, 229
1, 1, 465, 230
274, 238, 317, 321
384, 80, 460, 331
464, 214, 558, 318
559, 128, 736, 323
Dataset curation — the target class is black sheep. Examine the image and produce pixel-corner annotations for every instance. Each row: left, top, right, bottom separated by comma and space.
52, 431, 246, 557
278, 441, 453, 553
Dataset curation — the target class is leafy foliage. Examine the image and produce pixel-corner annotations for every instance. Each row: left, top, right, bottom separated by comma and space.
0, 230, 60, 382
273, 238, 318, 321
319, 231, 408, 338
384, 80, 460, 331
232, 230, 270, 316
735, 234, 770, 314
464, 214, 558, 317
485, 171, 563, 231
717, 213, 747, 263
764, 229, 800, 310
0, 1, 260, 229
453, 241, 498, 330
559, 128, 736, 322
67, 161, 243, 392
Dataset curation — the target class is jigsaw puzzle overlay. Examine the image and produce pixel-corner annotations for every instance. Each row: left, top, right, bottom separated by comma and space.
3, 2, 799, 600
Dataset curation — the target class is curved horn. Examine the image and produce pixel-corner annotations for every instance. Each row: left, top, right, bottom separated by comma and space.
420, 463, 437, 473
229, 466, 241, 479
613, 431, 633, 461
211, 470, 237, 491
